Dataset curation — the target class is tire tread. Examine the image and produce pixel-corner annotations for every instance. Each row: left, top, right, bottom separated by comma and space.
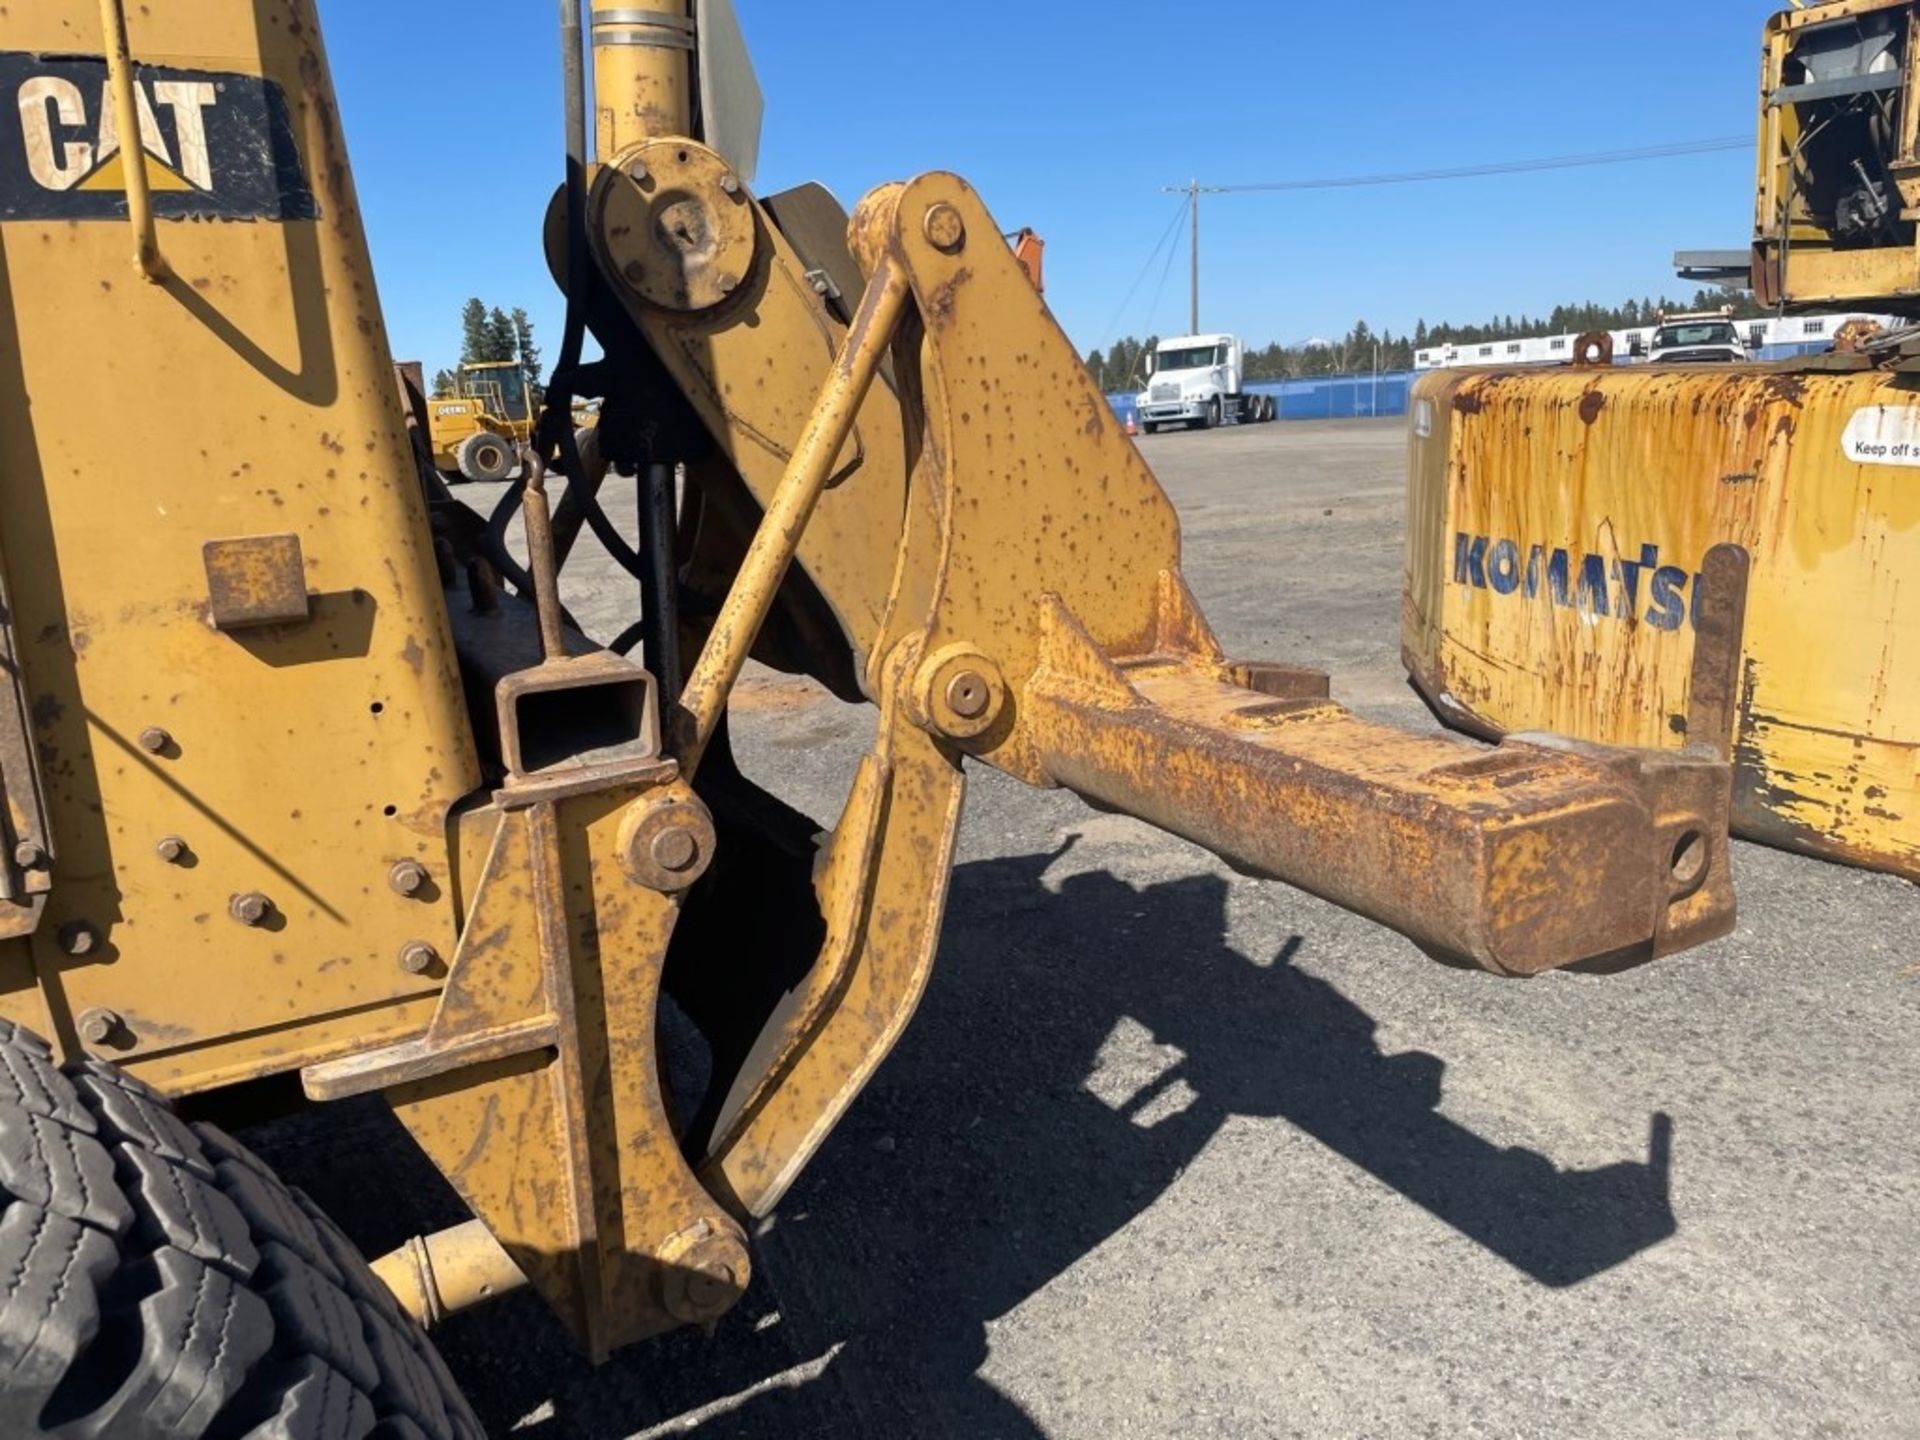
0, 1026, 479, 1440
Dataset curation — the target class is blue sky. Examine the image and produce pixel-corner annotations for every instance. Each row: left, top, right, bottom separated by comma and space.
323, 1, 1770, 375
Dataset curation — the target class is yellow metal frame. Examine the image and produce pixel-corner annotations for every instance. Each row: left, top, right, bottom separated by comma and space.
1406, 362, 1917, 881
0, 0, 1748, 1364
1753, 0, 1920, 308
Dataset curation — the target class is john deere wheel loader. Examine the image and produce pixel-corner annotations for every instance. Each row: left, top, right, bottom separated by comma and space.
0, 2, 1744, 1433
426, 362, 534, 485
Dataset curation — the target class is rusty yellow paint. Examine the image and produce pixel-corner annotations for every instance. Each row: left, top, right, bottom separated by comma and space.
701, 653, 966, 1216
584, 149, 912, 690
0, 0, 1761, 1371
310, 788, 746, 1359
0, 1, 480, 1079
202, 534, 311, 630
589, 0, 693, 158
368, 1219, 529, 1329
1406, 364, 1918, 881
685, 169, 1741, 1237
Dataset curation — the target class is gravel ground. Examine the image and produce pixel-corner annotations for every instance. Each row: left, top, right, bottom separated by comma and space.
244, 418, 1919, 1439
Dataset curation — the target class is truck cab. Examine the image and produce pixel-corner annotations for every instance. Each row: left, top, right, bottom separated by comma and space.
1137, 333, 1251, 432
1648, 309, 1748, 364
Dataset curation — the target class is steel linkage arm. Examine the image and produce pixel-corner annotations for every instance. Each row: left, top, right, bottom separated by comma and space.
575, 155, 1739, 1250
1023, 585, 1732, 975
835, 174, 1738, 977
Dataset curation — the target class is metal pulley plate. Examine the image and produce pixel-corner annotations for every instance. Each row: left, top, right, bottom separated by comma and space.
593, 138, 757, 313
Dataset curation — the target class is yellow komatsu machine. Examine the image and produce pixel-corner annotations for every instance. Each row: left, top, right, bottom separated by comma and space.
1408, 0, 1918, 884
0, 2, 1745, 1434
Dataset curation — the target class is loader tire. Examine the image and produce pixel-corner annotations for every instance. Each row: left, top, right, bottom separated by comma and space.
455, 432, 516, 484
0, 1018, 484, 1440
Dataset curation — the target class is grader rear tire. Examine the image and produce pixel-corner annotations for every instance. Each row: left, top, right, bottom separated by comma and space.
454, 432, 516, 484
0, 1018, 483, 1440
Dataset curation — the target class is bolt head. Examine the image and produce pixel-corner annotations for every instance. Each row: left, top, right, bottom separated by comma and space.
923, 202, 967, 253
628, 159, 650, 182
155, 836, 186, 863
946, 671, 990, 720
13, 841, 44, 869
138, 726, 171, 754
718, 274, 739, 295
619, 796, 717, 893
623, 259, 646, 284
398, 940, 439, 975
58, 921, 98, 957
388, 860, 429, 897
230, 892, 270, 926
650, 826, 700, 874
78, 1008, 119, 1045
720, 172, 740, 194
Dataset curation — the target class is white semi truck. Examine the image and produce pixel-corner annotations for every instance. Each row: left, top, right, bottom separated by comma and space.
1135, 333, 1275, 432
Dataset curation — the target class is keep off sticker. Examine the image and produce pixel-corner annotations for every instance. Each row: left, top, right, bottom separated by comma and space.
0, 53, 318, 222
1841, 404, 1920, 466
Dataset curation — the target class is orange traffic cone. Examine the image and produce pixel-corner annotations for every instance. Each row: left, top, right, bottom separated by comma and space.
1125, 411, 1138, 437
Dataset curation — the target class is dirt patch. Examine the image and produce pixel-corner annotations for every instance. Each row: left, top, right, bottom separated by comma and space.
729, 668, 833, 714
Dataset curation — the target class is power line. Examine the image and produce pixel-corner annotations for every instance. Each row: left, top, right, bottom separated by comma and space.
1160, 136, 1751, 334
1182, 136, 1750, 195
1141, 194, 1189, 339
1093, 192, 1190, 351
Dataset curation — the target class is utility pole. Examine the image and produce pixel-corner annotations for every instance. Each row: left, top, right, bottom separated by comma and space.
1162, 179, 1205, 334
1188, 178, 1200, 334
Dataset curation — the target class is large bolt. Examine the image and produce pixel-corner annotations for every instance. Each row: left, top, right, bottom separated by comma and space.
628, 159, 650, 181
650, 826, 699, 875
719, 172, 740, 195
388, 859, 430, 897
718, 274, 739, 295
78, 1008, 120, 1045
623, 260, 646, 285
923, 202, 966, 253
13, 841, 44, 869
656, 1219, 749, 1325
398, 940, 439, 976
230, 891, 272, 927
618, 792, 717, 893
155, 836, 187, 863
58, 921, 98, 956
945, 671, 990, 720
913, 644, 1005, 741
138, 726, 171, 754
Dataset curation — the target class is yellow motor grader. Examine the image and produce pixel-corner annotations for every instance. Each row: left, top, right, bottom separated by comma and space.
0, 2, 1743, 1434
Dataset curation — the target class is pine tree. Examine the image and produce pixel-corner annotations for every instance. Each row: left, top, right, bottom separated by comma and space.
511, 308, 542, 401
459, 298, 489, 365
483, 308, 517, 364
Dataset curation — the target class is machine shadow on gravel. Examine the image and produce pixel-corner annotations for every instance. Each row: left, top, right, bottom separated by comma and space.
249, 845, 1678, 1438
